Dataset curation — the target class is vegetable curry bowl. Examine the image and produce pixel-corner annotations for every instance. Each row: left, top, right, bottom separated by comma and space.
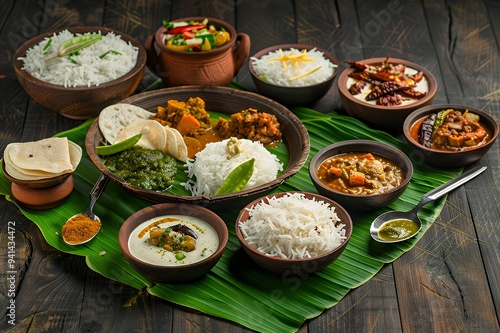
403, 104, 499, 167
309, 140, 413, 212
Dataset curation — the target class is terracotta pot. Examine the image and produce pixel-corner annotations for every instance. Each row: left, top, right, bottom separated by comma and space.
145, 17, 250, 87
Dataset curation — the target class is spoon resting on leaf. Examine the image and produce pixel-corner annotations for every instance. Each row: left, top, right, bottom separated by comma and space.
370, 166, 487, 243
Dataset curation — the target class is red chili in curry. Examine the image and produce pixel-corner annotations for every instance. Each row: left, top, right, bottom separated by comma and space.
316, 152, 404, 195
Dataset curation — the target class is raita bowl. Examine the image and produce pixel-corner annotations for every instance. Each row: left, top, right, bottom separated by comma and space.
403, 104, 499, 168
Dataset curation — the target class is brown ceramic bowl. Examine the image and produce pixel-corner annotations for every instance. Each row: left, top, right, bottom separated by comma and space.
145, 17, 250, 87
249, 44, 339, 107
338, 57, 437, 133
309, 140, 413, 212
86, 86, 310, 211
2, 160, 74, 210
118, 203, 228, 283
403, 104, 499, 168
235, 191, 352, 276
13, 26, 147, 120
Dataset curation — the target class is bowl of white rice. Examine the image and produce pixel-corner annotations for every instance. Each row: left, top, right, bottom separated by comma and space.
249, 44, 339, 107
13, 26, 147, 119
236, 191, 352, 276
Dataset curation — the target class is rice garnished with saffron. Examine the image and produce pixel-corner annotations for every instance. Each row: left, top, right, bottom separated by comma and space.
251, 47, 337, 87
182, 138, 283, 196
18, 29, 138, 87
239, 192, 346, 259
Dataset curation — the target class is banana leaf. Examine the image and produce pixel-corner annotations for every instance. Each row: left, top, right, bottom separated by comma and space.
0, 107, 461, 333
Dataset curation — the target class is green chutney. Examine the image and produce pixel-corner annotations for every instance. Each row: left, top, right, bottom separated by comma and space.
377, 219, 420, 241
104, 146, 177, 191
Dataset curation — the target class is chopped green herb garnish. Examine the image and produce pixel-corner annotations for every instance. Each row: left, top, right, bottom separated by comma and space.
42, 38, 52, 54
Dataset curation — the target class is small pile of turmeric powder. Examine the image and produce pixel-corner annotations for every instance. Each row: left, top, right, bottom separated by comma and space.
62, 214, 101, 244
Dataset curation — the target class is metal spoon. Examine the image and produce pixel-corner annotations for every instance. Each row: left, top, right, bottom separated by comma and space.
370, 166, 487, 243
62, 173, 109, 245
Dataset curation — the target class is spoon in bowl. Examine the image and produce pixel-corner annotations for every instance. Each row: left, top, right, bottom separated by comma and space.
62, 173, 109, 245
370, 165, 487, 243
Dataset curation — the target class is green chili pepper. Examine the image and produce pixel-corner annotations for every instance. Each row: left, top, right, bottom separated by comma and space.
433, 109, 454, 131
215, 158, 255, 196
96, 133, 142, 156
175, 252, 186, 260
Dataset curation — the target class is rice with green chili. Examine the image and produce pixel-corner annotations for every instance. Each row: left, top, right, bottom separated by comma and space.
239, 192, 346, 259
19, 29, 138, 87
182, 138, 283, 196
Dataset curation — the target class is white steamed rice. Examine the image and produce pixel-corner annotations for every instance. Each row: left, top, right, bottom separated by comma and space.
182, 138, 283, 196
19, 29, 138, 87
239, 192, 346, 260
251, 47, 337, 87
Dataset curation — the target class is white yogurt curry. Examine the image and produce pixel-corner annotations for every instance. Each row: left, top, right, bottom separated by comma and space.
128, 215, 219, 265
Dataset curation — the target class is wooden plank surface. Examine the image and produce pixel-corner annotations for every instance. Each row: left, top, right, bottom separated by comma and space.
0, 0, 499, 332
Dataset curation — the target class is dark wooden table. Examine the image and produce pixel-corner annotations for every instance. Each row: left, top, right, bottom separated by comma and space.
1, 1, 499, 332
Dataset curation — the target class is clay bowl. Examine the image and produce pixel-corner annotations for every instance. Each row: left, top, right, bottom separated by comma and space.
118, 203, 228, 283
13, 26, 147, 120
338, 57, 437, 133
403, 104, 499, 168
86, 86, 310, 211
249, 44, 339, 107
2, 159, 71, 189
309, 140, 413, 213
235, 191, 352, 276
145, 17, 250, 87
2, 160, 75, 210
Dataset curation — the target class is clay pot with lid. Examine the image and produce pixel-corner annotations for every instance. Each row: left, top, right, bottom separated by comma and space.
145, 17, 250, 87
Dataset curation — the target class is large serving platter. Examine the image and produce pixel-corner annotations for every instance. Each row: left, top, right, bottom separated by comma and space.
85, 86, 310, 210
